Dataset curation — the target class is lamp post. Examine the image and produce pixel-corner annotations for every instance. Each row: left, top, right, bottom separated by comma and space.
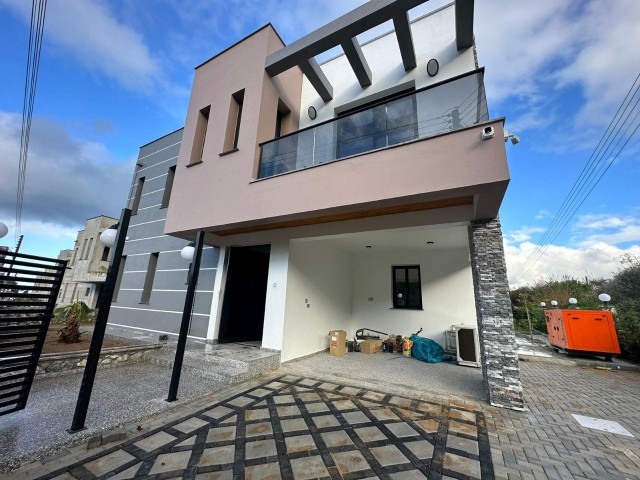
68, 209, 130, 433
167, 231, 204, 402
568, 298, 578, 308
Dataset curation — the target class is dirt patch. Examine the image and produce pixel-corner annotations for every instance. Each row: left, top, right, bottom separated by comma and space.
42, 325, 135, 354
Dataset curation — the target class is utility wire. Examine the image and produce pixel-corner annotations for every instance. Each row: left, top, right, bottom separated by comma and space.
15, 0, 47, 244
512, 72, 640, 284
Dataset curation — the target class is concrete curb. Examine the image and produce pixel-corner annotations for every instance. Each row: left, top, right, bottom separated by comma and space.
519, 353, 640, 371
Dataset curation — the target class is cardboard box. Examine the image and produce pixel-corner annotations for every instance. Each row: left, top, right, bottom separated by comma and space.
329, 330, 347, 357
360, 339, 383, 354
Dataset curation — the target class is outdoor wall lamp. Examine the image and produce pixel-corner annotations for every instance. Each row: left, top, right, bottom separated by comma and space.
181, 241, 196, 262
99, 223, 119, 248
0, 221, 8, 238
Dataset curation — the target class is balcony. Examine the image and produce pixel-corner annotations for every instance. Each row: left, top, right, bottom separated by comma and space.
259, 69, 488, 179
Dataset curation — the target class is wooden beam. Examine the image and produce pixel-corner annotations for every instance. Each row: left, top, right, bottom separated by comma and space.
299, 58, 333, 102
341, 37, 372, 88
393, 12, 417, 71
214, 196, 473, 236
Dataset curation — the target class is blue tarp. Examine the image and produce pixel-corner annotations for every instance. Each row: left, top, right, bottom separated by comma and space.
409, 335, 451, 363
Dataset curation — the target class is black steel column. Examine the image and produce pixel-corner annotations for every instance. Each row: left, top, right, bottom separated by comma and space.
68, 208, 131, 433
167, 230, 205, 402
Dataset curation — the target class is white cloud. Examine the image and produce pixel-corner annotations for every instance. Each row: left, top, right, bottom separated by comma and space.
574, 214, 632, 230
0, 111, 134, 229
507, 226, 545, 243
474, 0, 640, 137
535, 210, 550, 220
0, 0, 161, 91
505, 240, 640, 288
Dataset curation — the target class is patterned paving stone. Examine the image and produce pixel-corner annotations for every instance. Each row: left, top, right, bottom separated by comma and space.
386, 422, 420, 438
246, 421, 274, 437
245, 461, 282, 480
290, 455, 329, 480
199, 445, 235, 466
133, 431, 176, 451
285, 434, 316, 453
443, 451, 481, 478
83, 450, 136, 477
148, 450, 191, 475
21, 374, 497, 480
245, 439, 278, 460
331, 450, 370, 475
404, 440, 434, 459
369, 445, 409, 466
320, 430, 354, 448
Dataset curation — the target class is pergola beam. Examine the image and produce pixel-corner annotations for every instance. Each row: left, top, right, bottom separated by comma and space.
456, 0, 475, 50
299, 58, 334, 102
341, 37, 372, 88
392, 12, 416, 71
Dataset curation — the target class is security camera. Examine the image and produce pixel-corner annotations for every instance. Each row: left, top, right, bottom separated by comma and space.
481, 126, 495, 140
510, 135, 520, 145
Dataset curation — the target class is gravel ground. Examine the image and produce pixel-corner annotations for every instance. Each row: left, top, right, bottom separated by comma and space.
0, 360, 224, 473
283, 351, 485, 401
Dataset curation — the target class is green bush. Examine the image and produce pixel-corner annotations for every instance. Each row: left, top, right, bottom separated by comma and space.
608, 255, 640, 360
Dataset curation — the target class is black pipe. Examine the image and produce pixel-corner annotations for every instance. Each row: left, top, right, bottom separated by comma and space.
166, 230, 205, 402
68, 208, 131, 433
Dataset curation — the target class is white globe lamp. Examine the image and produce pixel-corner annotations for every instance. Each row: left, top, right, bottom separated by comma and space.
181, 242, 196, 262
550, 300, 558, 307
598, 293, 611, 303
568, 298, 577, 305
539, 302, 546, 308
0, 221, 8, 239
99, 226, 118, 248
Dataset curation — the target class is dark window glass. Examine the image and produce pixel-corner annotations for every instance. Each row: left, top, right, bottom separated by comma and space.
392, 265, 422, 309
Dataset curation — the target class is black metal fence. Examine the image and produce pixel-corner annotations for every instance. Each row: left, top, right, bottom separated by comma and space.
0, 251, 67, 416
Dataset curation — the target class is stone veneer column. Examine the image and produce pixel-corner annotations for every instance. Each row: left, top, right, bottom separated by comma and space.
468, 217, 525, 410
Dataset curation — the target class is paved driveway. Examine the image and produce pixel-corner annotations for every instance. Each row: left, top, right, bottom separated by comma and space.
3, 359, 640, 479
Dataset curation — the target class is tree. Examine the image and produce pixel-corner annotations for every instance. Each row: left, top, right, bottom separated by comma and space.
607, 255, 640, 360
55, 301, 93, 343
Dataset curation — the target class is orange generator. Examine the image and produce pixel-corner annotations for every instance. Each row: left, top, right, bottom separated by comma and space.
544, 309, 621, 360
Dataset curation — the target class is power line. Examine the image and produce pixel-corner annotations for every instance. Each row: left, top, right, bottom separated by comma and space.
15, 0, 47, 244
512, 72, 640, 284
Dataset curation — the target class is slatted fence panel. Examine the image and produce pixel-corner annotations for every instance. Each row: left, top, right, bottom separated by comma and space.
0, 251, 67, 416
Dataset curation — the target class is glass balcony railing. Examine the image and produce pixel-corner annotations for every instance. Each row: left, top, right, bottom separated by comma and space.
258, 69, 488, 179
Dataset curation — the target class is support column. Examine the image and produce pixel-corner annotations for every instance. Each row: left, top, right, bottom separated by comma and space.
468, 217, 525, 410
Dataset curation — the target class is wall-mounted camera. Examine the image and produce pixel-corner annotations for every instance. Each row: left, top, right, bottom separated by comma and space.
481, 126, 495, 140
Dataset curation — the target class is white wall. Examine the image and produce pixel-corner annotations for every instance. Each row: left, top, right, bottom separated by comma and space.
281, 240, 353, 361
300, 4, 477, 127
351, 246, 477, 347
262, 241, 290, 351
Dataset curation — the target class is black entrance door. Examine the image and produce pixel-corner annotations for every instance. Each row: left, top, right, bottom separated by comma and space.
218, 245, 270, 343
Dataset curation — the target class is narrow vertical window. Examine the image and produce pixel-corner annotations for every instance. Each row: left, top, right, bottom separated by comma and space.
71, 284, 78, 302
160, 166, 176, 208
71, 247, 78, 266
190, 106, 210, 164
85, 287, 90, 297
223, 89, 244, 152
140, 252, 158, 304
392, 265, 422, 309
131, 177, 145, 215
113, 256, 126, 302
100, 246, 110, 262
85, 238, 94, 260
275, 99, 291, 138
80, 239, 88, 260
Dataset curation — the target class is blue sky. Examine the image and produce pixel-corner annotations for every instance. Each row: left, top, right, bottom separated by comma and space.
0, 0, 639, 287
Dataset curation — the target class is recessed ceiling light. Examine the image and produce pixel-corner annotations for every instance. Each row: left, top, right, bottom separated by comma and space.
426, 241, 434, 245
365, 245, 372, 249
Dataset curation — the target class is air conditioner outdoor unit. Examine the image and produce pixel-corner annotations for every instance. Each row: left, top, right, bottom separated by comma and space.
454, 324, 480, 368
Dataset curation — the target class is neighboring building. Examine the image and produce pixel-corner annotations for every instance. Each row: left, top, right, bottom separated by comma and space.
163, 0, 524, 409
106, 129, 219, 339
57, 215, 118, 308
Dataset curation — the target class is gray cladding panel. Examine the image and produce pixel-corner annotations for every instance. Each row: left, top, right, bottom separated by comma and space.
138, 129, 183, 159
108, 306, 208, 339
114, 287, 213, 316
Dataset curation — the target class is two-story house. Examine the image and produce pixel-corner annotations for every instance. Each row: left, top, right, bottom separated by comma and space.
163, 0, 524, 409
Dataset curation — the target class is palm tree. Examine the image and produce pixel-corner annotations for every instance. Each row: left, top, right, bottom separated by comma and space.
55, 301, 93, 343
